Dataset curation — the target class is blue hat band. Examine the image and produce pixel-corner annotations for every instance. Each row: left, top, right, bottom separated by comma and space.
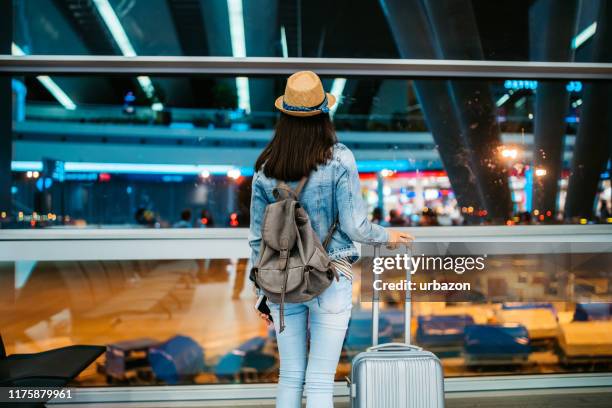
282, 95, 329, 114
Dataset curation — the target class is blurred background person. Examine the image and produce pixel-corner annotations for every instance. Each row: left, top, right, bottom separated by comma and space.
419, 208, 439, 226
599, 199, 610, 223
134, 207, 158, 228
371, 207, 386, 225
173, 208, 193, 228
389, 208, 407, 226
198, 208, 215, 228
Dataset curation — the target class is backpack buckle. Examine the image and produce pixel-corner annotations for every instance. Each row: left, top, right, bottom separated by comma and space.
279, 248, 289, 259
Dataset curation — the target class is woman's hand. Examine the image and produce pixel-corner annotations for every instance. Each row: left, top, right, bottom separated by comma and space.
387, 229, 415, 249
257, 311, 273, 327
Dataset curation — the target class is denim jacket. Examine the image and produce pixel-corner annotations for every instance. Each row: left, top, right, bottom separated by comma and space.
249, 143, 389, 266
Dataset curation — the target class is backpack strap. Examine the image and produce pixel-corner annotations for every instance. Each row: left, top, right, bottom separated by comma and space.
273, 176, 308, 201
279, 270, 288, 333
322, 218, 338, 249
294, 177, 308, 196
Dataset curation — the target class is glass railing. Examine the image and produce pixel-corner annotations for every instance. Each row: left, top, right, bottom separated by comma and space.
1, 225, 610, 390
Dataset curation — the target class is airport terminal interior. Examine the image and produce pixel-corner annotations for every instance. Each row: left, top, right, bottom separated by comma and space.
1, 0, 612, 406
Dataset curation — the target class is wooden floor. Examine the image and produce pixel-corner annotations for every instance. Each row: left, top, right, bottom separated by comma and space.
2, 259, 268, 385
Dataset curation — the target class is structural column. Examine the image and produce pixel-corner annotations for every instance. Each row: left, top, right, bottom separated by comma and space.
529, 0, 578, 219
564, 81, 611, 219
0, 0, 12, 216
380, 0, 486, 223
422, 0, 513, 221
565, 0, 612, 219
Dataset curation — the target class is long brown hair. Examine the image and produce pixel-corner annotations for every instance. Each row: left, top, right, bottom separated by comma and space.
255, 112, 337, 181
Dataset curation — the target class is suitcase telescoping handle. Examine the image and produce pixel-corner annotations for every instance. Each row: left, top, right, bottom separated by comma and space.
371, 243, 413, 347
367, 343, 422, 352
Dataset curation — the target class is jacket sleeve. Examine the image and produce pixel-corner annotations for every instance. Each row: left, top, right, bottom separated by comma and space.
248, 173, 268, 267
335, 148, 389, 244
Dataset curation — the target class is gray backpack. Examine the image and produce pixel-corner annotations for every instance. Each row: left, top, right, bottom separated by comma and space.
250, 176, 338, 332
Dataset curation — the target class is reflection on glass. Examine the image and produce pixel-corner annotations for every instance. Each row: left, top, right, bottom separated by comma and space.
3, 74, 610, 229
10, 0, 609, 62
2, 255, 611, 386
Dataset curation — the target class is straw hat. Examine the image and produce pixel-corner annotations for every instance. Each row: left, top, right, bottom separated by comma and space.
275, 71, 337, 117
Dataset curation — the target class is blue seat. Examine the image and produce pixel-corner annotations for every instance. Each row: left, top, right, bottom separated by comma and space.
215, 352, 244, 377
502, 302, 555, 311
381, 309, 405, 338
573, 303, 611, 321
345, 310, 392, 351
464, 324, 530, 364
416, 314, 474, 347
236, 336, 266, 353
148, 335, 205, 384
215, 336, 274, 380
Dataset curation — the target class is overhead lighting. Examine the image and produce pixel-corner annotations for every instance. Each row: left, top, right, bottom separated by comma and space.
235, 77, 251, 114
11, 161, 43, 172
227, 0, 246, 57
13, 160, 418, 176
92, 0, 136, 56
227, 0, 251, 113
67, 163, 240, 175
36, 76, 78, 110
572, 22, 597, 49
11, 43, 25, 56
380, 169, 394, 178
137, 77, 156, 99
92, 0, 157, 102
280, 26, 289, 58
500, 147, 519, 160
11, 43, 77, 110
12, 161, 244, 175
496, 93, 510, 107
227, 168, 242, 179
535, 167, 547, 177
329, 78, 347, 116
514, 97, 526, 108
572, 99, 583, 108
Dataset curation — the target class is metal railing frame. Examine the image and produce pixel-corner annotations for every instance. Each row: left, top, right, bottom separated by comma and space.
1, 53, 612, 405
1, 56, 611, 79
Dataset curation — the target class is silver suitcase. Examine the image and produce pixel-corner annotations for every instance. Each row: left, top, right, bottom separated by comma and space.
350, 245, 445, 408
